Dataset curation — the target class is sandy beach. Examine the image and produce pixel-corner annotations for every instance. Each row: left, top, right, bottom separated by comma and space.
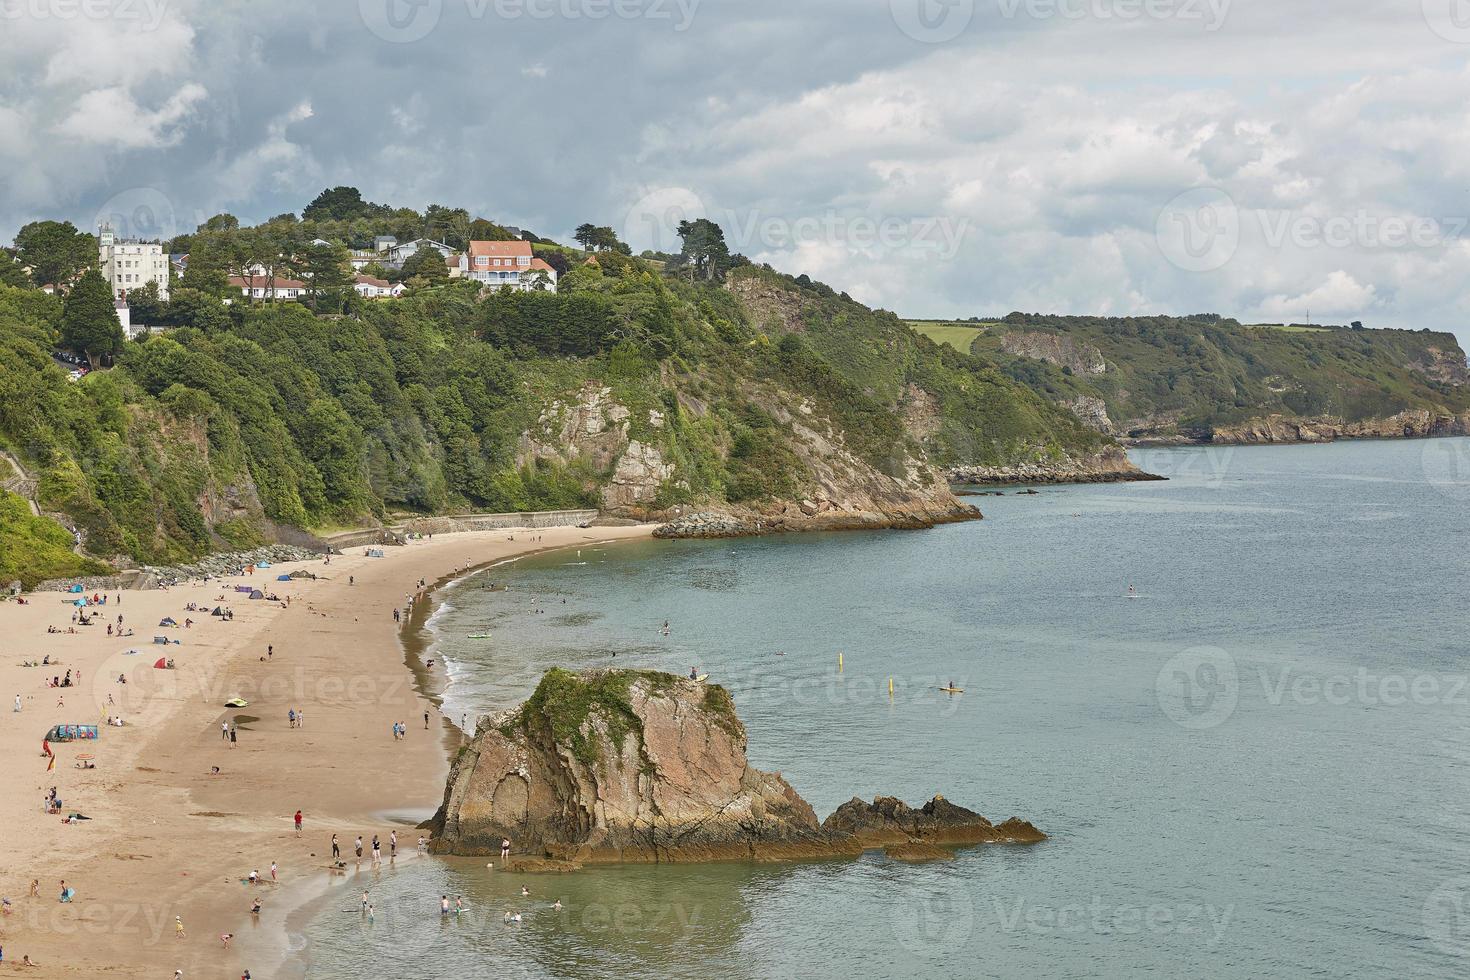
0, 524, 652, 978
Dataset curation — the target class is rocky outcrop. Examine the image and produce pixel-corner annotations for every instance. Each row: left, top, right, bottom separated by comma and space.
1062, 395, 1116, 435
431, 670, 1042, 867
1209, 410, 1470, 444
602, 441, 674, 510
1410, 346, 1469, 387
948, 446, 1163, 486
1001, 331, 1107, 375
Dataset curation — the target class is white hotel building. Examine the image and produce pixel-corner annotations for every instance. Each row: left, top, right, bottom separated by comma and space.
98, 223, 170, 301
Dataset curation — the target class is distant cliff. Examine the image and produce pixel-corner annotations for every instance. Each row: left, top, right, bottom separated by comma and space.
431, 669, 1043, 867
967, 313, 1470, 446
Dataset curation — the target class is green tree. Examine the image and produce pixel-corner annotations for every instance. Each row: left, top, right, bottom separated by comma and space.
400, 245, 449, 285
574, 223, 599, 251
0, 249, 31, 288
301, 242, 352, 308
304, 186, 383, 222
60, 269, 123, 367
15, 221, 95, 291
126, 280, 166, 324
675, 218, 732, 283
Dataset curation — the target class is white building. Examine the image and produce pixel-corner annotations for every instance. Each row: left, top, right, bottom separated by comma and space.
228, 275, 308, 301
454, 240, 558, 292
354, 274, 405, 299
98, 223, 170, 301
379, 238, 455, 269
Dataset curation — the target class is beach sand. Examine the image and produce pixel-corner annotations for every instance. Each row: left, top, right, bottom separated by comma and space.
0, 524, 652, 978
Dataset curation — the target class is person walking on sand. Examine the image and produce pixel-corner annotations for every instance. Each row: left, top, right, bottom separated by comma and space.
371, 835, 381, 864
229, 725, 237, 747
331, 834, 340, 860
390, 830, 397, 860
12, 694, 19, 713
269, 861, 277, 882
294, 810, 303, 837
221, 721, 228, 741
175, 916, 185, 939
355, 836, 363, 861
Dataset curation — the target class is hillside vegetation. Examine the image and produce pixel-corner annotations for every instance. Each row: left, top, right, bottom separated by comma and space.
0, 201, 1118, 574
957, 313, 1470, 441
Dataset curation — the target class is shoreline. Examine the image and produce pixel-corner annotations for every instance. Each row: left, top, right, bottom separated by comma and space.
0, 524, 653, 979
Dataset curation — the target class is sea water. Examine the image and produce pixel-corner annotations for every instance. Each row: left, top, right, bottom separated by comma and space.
301, 439, 1470, 979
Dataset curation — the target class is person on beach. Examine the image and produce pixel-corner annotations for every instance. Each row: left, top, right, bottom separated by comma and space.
12, 695, 19, 713
361, 891, 369, 914
500, 837, 510, 860
332, 834, 340, 859
175, 916, 185, 939
441, 895, 450, 916
288, 709, 296, 729
270, 861, 278, 882
221, 721, 229, 741
220, 933, 232, 949
294, 810, 303, 837
355, 836, 363, 860
390, 831, 397, 859
248, 869, 259, 885
372, 835, 381, 863
267, 645, 273, 660
250, 898, 261, 916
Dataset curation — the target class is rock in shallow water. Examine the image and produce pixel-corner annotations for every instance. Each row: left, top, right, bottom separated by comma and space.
430, 669, 1044, 867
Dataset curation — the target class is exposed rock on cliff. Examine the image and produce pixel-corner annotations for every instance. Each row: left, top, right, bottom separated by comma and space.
948, 446, 1163, 486
431, 670, 1043, 867
1001, 331, 1107, 376
1209, 410, 1470, 444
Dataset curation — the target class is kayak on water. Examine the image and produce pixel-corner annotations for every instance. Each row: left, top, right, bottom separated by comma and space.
938, 687, 964, 693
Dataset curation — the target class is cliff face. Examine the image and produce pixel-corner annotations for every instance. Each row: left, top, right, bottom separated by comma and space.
432, 669, 1042, 867
1000, 331, 1107, 376
947, 446, 1163, 486
1208, 409, 1470, 444
525, 380, 980, 538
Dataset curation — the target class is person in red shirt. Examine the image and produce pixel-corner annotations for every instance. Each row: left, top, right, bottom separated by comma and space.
293, 810, 302, 837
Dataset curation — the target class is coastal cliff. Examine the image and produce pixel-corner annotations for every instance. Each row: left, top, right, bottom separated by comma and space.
947, 446, 1164, 486
431, 669, 1042, 866
1206, 409, 1470, 444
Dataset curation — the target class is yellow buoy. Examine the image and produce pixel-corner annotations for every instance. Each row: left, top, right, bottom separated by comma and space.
888, 677, 894, 696
838, 652, 844, 672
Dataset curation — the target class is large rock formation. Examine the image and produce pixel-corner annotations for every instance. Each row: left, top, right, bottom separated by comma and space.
432, 670, 1042, 868
1000, 331, 1108, 376
948, 446, 1164, 486
1210, 409, 1470, 444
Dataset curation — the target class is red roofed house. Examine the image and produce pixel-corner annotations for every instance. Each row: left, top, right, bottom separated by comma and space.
451, 240, 558, 292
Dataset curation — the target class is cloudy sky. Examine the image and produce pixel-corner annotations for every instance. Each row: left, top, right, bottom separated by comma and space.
3, 0, 1470, 345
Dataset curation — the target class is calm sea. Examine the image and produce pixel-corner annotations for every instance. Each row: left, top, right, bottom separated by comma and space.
301, 438, 1470, 979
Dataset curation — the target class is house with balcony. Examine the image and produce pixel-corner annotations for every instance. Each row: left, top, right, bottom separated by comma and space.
453, 240, 557, 292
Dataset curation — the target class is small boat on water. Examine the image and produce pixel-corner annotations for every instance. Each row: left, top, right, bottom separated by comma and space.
938, 686, 964, 694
